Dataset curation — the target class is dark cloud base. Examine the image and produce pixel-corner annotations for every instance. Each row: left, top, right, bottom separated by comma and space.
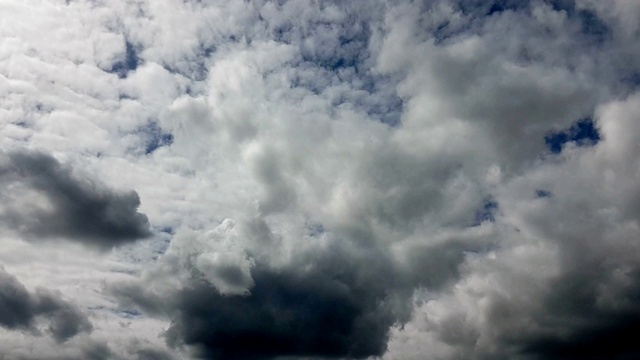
169, 270, 392, 359
115, 244, 413, 360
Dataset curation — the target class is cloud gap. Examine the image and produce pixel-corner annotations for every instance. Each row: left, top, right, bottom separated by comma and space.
109, 40, 142, 79
545, 117, 600, 154
138, 122, 174, 155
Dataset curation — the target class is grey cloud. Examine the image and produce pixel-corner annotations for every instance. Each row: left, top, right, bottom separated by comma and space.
520, 269, 640, 360
35, 288, 95, 343
377, 1, 640, 359
0, 267, 92, 342
14, 341, 117, 360
429, 253, 640, 360
5, 335, 178, 360
0, 268, 36, 330
0, 151, 151, 249
133, 348, 177, 360
401, 236, 495, 291
113, 236, 414, 360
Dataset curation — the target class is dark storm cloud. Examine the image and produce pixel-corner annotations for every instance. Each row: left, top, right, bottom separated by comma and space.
401, 237, 494, 291
166, 269, 398, 359
521, 269, 640, 360
0, 267, 92, 342
511, 211, 640, 360
113, 243, 414, 360
133, 347, 176, 360
0, 151, 151, 249
456, 261, 640, 360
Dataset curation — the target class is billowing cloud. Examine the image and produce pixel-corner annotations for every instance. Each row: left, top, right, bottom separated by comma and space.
113, 226, 414, 359
1, 0, 640, 359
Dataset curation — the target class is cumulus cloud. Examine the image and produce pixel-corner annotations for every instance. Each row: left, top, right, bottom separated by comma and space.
113, 225, 414, 359
2, 0, 640, 359
112, 1, 640, 358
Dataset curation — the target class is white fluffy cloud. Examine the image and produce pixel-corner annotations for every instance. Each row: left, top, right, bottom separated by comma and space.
1, 0, 639, 359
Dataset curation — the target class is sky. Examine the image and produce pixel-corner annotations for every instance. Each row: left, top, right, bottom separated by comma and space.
0, 0, 640, 359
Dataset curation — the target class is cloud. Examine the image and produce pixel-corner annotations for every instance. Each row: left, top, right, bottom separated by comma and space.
105, 1, 640, 359
10, 340, 115, 360
112, 228, 414, 359
2, 0, 640, 359
133, 347, 177, 360
0, 266, 92, 342
0, 151, 151, 249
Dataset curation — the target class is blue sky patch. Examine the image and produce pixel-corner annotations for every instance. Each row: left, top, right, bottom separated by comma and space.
139, 122, 174, 154
109, 40, 141, 79
547, 0, 574, 12
545, 1, 610, 43
545, 118, 600, 154
456, 0, 526, 17
577, 9, 610, 42
486, 0, 527, 15
119, 309, 143, 319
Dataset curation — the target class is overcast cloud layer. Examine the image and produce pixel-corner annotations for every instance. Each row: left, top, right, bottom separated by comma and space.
1, 0, 640, 359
